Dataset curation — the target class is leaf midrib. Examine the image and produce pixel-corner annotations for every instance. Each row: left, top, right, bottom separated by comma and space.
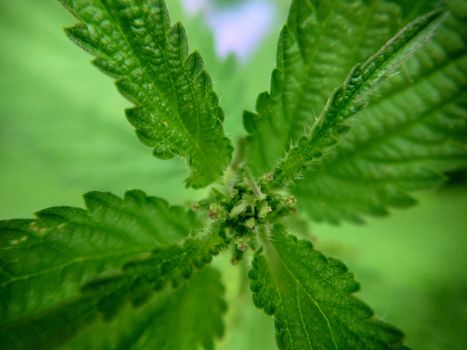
97, 0, 220, 177
322, 86, 466, 172
0, 249, 151, 290
263, 234, 338, 350
280, 1, 336, 150
314, 10, 444, 146
284, 0, 381, 149
277, 251, 338, 350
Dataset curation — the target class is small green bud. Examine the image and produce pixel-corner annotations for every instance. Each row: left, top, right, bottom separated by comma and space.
230, 188, 239, 198
230, 200, 249, 218
231, 241, 247, 265
284, 196, 296, 206
258, 203, 272, 219
244, 217, 256, 230
262, 172, 273, 183
208, 203, 227, 220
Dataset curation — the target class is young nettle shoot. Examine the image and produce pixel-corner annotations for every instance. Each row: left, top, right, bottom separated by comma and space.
1, 0, 466, 349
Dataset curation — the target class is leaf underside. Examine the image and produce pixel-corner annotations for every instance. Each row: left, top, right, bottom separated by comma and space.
60, 0, 233, 188
0, 190, 225, 349
294, 0, 467, 223
249, 225, 408, 350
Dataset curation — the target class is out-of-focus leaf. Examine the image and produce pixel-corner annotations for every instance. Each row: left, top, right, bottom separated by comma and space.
63, 268, 227, 350
0, 190, 225, 349
294, 1, 467, 223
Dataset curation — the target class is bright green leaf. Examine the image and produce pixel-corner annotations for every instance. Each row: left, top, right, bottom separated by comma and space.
1, 0, 466, 349
392, 0, 440, 21
269, 8, 445, 188
63, 267, 226, 350
293, 1, 467, 223
244, 0, 403, 176
249, 225, 407, 349
0, 190, 226, 349
60, 0, 233, 188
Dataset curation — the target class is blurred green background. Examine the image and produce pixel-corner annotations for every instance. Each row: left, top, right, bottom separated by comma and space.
0, 0, 466, 349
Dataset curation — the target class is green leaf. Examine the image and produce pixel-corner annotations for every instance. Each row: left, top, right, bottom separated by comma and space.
0, 190, 194, 322
60, 0, 233, 188
269, 8, 446, 188
63, 267, 226, 350
249, 225, 407, 349
244, 0, 403, 176
392, 0, 441, 22
294, 1, 467, 223
0, 190, 226, 349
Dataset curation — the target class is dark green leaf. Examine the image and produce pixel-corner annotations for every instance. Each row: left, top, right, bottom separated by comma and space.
63, 268, 226, 350
249, 225, 407, 349
294, 1, 467, 223
60, 0, 233, 188
244, 0, 403, 176
269, 8, 445, 188
0, 190, 225, 349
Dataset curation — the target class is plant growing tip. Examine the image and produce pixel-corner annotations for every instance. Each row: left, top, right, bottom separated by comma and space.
1, 0, 466, 349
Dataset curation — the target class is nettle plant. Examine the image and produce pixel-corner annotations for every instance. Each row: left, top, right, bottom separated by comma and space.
1, 0, 466, 349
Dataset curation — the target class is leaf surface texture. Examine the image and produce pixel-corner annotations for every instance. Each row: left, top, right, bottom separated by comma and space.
244, 0, 403, 175
249, 225, 407, 349
294, 1, 467, 223
270, 8, 445, 187
63, 268, 226, 350
61, 0, 233, 188
0, 190, 224, 349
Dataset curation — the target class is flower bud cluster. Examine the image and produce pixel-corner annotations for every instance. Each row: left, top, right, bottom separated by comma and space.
192, 172, 297, 264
